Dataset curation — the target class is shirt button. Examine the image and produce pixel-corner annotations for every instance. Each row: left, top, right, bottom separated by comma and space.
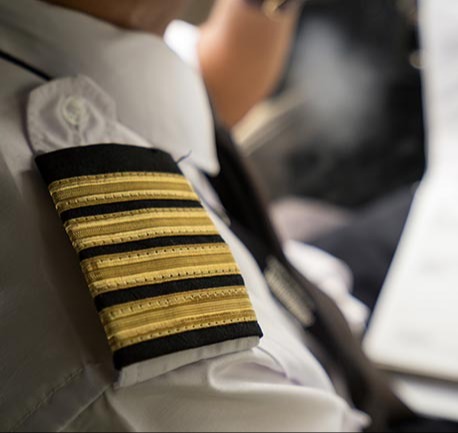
62, 96, 88, 127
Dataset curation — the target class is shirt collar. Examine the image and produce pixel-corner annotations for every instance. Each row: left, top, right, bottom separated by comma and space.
0, 0, 219, 174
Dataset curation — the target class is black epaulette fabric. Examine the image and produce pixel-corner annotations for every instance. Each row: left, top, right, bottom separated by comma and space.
36, 144, 262, 371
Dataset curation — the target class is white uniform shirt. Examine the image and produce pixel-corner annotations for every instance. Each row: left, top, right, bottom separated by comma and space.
0, 1, 367, 431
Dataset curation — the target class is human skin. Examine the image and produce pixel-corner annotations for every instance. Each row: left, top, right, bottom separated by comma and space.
199, 0, 301, 126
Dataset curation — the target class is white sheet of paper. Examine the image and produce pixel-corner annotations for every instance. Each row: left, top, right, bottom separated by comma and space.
365, 176, 458, 377
364, 0, 458, 421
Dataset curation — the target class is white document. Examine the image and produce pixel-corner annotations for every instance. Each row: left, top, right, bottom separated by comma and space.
364, 0, 458, 421
365, 176, 458, 377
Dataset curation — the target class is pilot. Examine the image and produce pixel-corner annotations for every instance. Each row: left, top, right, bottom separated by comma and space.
0, 0, 449, 431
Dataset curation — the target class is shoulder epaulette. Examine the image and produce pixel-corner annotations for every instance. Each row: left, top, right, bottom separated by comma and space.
36, 144, 262, 385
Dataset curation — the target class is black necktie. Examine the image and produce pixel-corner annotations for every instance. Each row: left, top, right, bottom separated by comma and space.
209, 126, 415, 432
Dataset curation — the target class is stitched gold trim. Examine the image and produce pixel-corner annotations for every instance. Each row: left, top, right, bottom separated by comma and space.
100, 286, 248, 320
65, 207, 205, 225
89, 264, 241, 297
49, 172, 186, 193
50, 172, 199, 213
86, 251, 235, 284
94, 264, 255, 353
55, 190, 200, 214
109, 311, 258, 351
69, 225, 220, 252
107, 306, 254, 342
67, 213, 212, 240
52, 180, 193, 202
82, 243, 231, 272
105, 302, 257, 351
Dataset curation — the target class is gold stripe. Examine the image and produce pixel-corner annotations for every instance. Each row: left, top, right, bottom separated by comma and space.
106, 300, 252, 340
82, 243, 231, 272
52, 180, 192, 202
88, 253, 237, 292
108, 311, 258, 352
86, 251, 235, 284
89, 263, 241, 297
65, 207, 206, 226
67, 213, 212, 240
102, 289, 251, 332
100, 287, 256, 351
50, 172, 198, 213
55, 189, 199, 214
107, 304, 253, 341
49, 172, 186, 194
106, 303, 254, 350
106, 303, 257, 352
69, 224, 219, 252
100, 286, 248, 321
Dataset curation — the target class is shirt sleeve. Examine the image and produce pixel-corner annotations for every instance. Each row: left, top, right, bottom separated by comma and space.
101, 348, 369, 432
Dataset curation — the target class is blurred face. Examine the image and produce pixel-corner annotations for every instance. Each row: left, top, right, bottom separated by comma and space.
44, 0, 189, 35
